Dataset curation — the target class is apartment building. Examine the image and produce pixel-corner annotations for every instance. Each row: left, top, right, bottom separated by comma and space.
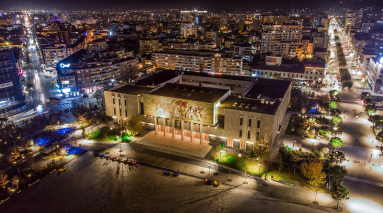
261, 24, 301, 55
180, 23, 197, 38
366, 57, 383, 93
42, 45, 67, 67
139, 38, 159, 56
56, 49, 138, 96
152, 50, 243, 75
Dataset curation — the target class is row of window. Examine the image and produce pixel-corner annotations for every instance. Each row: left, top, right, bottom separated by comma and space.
239, 117, 260, 128
239, 129, 260, 140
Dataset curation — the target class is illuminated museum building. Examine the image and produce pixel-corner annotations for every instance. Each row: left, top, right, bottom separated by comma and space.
105, 70, 291, 149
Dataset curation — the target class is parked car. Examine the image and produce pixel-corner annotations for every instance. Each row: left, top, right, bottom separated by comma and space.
114, 157, 120, 161
128, 160, 137, 165
120, 158, 127, 162
213, 181, 222, 186
104, 155, 109, 158
59, 167, 66, 172
109, 156, 115, 160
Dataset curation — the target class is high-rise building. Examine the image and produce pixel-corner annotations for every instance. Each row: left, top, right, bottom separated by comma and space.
345, 9, 364, 31
260, 24, 301, 55
0, 49, 26, 117
139, 38, 159, 56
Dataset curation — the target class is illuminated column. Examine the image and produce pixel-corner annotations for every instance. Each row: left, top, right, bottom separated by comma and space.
199, 124, 203, 144
172, 119, 175, 138
240, 140, 246, 149
190, 122, 193, 142
163, 118, 166, 137
228, 138, 233, 147
181, 121, 184, 140
154, 116, 158, 135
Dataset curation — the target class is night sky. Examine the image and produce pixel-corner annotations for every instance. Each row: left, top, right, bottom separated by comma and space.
0, 0, 381, 11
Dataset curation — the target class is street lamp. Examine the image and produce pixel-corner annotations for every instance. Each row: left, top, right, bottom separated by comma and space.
259, 163, 262, 177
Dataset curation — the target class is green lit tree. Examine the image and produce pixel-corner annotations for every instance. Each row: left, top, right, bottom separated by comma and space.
332, 116, 342, 125
329, 137, 343, 149
330, 101, 339, 109
330, 183, 349, 210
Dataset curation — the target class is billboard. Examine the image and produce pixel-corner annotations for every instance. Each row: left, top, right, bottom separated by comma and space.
143, 95, 214, 125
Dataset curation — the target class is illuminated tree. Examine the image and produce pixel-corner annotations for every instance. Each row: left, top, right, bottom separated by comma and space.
125, 114, 145, 136
252, 134, 271, 162
329, 137, 343, 149
11, 175, 20, 189
0, 174, 9, 189
301, 159, 326, 187
330, 183, 349, 210
330, 101, 338, 109
332, 116, 342, 125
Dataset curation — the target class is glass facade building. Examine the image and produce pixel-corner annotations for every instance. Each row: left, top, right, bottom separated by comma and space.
0, 49, 26, 117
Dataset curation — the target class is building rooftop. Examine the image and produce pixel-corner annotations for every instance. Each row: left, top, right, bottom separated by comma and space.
108, 84, 153, 95
183, 71, 259, 81
135, 70, 182, 86
245, 78, 291, 99
147, 83, 229, 103
219, 95, 281, 115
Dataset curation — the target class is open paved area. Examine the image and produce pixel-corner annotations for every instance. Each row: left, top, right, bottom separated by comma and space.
0, 150, 336, 213
135, 131, 213, 158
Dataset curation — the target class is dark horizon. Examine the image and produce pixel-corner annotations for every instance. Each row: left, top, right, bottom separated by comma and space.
0, 0, 382, 12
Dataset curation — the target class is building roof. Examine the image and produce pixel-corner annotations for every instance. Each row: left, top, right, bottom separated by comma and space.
314, 48, 327, 52
147, 83, 229, 103
219, 95, 281, 115
252, 64, 306, 73
135, 70, 182, 86
108, 84, 153, 95
245, 78, 291, 99
183, 71, 259, 81
353, 32, 370, 41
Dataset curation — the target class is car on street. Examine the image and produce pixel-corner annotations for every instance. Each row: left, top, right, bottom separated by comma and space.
360, 92, 370, 98
104, 154, 109, 158
109, 156, 115, 160
120, 158, 127, 162
114, 157, 120, 161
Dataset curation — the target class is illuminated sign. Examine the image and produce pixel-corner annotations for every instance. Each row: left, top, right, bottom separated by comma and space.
380, 57, 383, 64
0, 82, 13, 89
62, 88, 71, 93
59, 63, 70, 68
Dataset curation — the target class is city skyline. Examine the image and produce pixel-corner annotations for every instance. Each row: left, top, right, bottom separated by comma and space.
1, 0, 382, 11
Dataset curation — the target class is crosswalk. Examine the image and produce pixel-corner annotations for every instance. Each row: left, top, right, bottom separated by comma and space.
113, 143, 134, 151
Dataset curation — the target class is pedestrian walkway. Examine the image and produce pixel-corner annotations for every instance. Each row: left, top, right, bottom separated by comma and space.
115, 142, 134, 151
270, 112, 292, 161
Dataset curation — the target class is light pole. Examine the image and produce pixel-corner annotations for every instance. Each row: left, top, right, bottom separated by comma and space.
259, 163, 262, 177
